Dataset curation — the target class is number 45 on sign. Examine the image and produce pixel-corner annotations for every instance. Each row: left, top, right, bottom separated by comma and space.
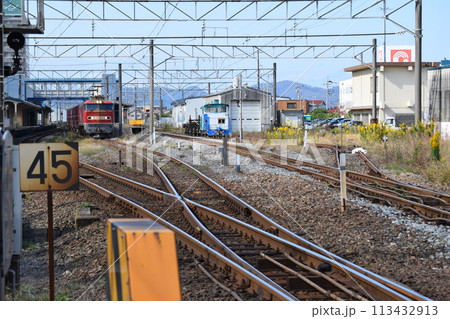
19, 143, 79, 192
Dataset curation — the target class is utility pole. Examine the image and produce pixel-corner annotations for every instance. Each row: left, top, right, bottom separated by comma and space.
149, 40, 154, 143
372, 38, 377, 122
325, 79, 333, 110
415, 0, 422, 123
118, 63, 123, 136
273, 63, 277, 126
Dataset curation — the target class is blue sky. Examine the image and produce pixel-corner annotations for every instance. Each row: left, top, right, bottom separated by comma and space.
30, 0, 449, 91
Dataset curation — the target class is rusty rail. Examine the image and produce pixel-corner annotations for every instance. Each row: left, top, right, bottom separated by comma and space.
81, 156, 430, 301
80, 177, 295, 301
159, 132, 450, 223
81, 161, 296, 300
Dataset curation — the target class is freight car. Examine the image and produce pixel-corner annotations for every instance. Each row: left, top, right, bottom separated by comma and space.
67, 99, 114, 138
183, 102, 231, 137
127, 107, 145, 134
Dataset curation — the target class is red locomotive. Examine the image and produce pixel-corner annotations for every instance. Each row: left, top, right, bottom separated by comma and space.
67, 99, 114, 137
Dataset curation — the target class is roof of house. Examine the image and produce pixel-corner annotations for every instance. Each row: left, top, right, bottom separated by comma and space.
204, 85, 272, 98
344, 62, 440, 72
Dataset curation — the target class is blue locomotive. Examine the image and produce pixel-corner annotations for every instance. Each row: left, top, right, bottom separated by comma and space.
200, 102, 232, 137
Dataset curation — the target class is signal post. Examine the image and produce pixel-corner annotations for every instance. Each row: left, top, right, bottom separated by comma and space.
19, 142, 79, 300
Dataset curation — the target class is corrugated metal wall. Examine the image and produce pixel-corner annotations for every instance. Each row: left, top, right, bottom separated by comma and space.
429, 68, 450, 123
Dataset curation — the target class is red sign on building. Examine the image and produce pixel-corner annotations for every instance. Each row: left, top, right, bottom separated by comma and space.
390, 49, 412, 62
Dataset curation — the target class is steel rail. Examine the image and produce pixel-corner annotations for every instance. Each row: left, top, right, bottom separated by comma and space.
355, 151, 449, 204
80, 161, 297, 299
147, 133, 440, 299
79, 177, 295, 301
81, 161, 418, 301
159, 133, 450, 223
186, 199, 411, 301
318, 143, 450, 204
92, 141, 431, 301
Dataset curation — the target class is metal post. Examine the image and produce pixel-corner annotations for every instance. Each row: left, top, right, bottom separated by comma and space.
1, 3, 4, 131
106, 76, 109, 101
372, 38, 377, 121
339, 153, 347, 213
149, 40, 155, 144
223, 135, 228, 166
208, 82, 211, 95
118, 63, 123, 136
236, 154, 241, 173
257, 50, 260, 90
47, 190, 55, 301
159, 87, 163, 116
239, 74, 243, 141
273, 63, 277, 126
303, 129, 308, 148
415, 0, 422, 123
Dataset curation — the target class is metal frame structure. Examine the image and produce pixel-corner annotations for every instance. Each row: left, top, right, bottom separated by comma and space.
42, 0, 414, 28
14, 0, 421, 117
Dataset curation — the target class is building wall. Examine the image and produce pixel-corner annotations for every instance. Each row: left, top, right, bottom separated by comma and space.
349, 64, 431, 123
171, 87, 272, 131
206, 87, 272, 131
428, 66, 450, 138
277, 100, 309, 113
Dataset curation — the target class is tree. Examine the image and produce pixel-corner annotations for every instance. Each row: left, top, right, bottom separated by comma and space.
310, 108, 339, 120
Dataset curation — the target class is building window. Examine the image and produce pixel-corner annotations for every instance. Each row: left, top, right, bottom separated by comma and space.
287, 102, 297, 109
218, 118, 225, 124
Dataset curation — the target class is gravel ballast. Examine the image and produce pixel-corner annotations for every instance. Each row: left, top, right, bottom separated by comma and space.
16, 135, 449, 300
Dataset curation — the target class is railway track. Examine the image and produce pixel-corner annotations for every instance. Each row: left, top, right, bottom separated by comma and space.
87, 140, 432, 300
159, 132, 450, 224
80, 176, 292, 301
14, 126, 60, 144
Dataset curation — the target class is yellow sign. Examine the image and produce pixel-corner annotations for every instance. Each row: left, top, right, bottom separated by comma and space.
19, 143, 79, 191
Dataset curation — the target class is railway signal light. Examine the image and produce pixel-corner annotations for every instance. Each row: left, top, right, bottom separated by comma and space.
5, 32, 25, 77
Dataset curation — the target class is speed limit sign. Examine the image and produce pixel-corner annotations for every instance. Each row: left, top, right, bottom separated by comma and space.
19, 142, 79, 191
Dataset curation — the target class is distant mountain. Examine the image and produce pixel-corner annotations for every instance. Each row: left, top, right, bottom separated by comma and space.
122, 80, 339, 109
122, 86, 207, 109
257, 80, 339, 107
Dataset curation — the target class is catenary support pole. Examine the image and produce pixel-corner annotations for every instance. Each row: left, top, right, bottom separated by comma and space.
273, 63, 277, 126
239, 74, 243, 141
257, 50, 260, 90
118, 63, 123, 136
372, 38, 377, 121
415, 0, 422, 123
1, 3, 4, 131
149, 40, 155, 144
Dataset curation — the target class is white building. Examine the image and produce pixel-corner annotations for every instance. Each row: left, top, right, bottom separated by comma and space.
171, 97, 204, 128
344, 62, 440, 124
172, 86, 273, 132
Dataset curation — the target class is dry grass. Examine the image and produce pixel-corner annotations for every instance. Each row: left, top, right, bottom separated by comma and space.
303, 128, 450, 186
361, 134, 450, 186
424, 160, 450, 186
79, 139, 107, 156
